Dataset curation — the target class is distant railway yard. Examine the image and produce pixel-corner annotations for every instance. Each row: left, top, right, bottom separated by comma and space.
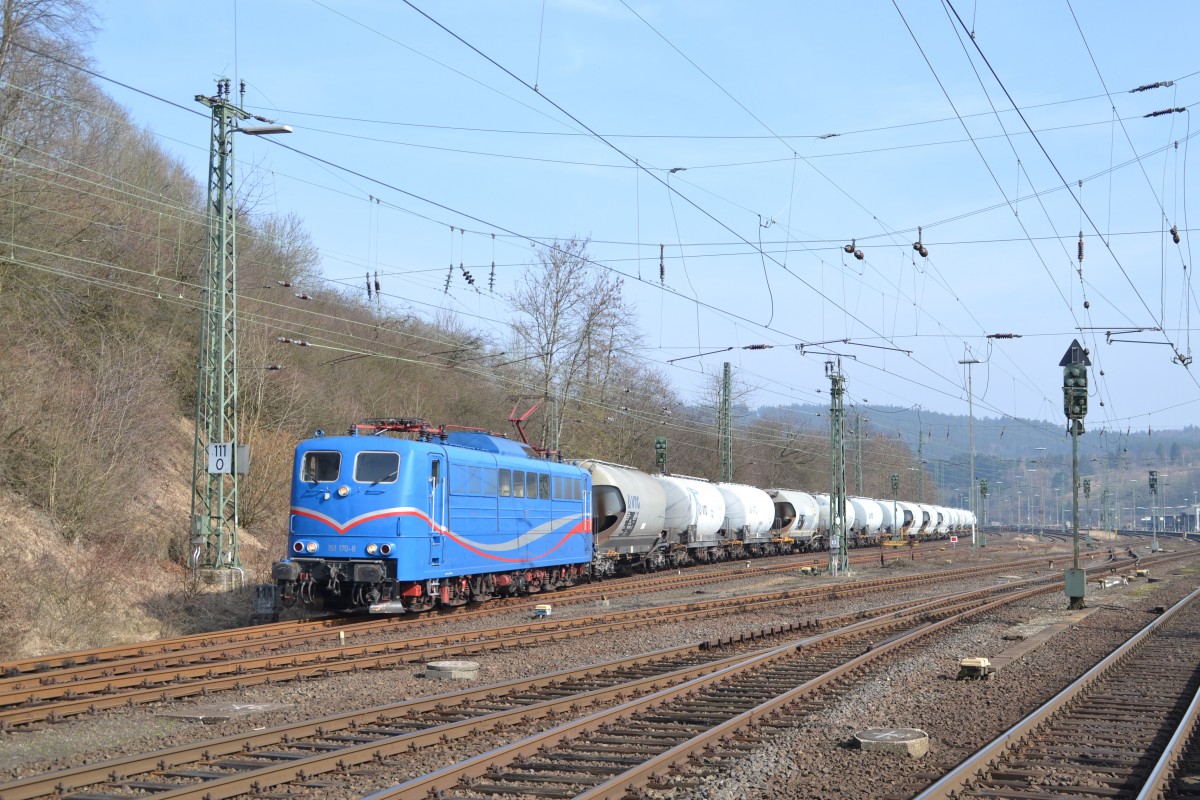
2, 531, 1198, 800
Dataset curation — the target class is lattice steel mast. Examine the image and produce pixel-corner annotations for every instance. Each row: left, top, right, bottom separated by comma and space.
827, 360, 848, 574
719, 362, 733, 482
189, 80, 250, 573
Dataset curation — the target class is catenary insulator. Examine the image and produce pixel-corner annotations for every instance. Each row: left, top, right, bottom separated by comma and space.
918, 245, 928, 258
1078, 233, 1084, 262
1172, 226, 1181, 244
844, 241, 855, 254
854, 249, 864, 260
1084, 300, 1090, 309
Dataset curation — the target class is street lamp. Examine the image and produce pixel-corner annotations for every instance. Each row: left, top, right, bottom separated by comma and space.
1026, 468, 1039, 531
959, 354, 981, 547
1150, 470, 1160, 553
1034, 447, 1047, 536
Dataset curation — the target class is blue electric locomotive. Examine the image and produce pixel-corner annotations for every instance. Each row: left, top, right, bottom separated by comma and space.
271, 418, 593, 613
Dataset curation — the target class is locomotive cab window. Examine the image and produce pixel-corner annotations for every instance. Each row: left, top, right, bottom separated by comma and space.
302, 451, 341, 483
355, 451, 400, 484
499, 469, 512, 497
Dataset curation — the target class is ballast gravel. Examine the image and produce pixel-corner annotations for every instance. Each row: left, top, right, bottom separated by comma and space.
0, 538, 1188, 800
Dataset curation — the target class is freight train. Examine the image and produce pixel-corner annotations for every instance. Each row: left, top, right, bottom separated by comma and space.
269, 417, 976, 615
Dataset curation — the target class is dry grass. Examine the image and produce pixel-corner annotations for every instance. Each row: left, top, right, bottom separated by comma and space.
0, 476, 280, 660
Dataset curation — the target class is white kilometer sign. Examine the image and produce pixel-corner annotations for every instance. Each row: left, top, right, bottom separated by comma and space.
208, 442, 233, 474
950, 535, 958, 543
207, 442, 250, 475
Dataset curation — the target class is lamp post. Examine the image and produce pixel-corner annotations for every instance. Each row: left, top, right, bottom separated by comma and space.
959, 355, 981, 548
1034, 447, 1047, 536
1150, 470, 1160, 553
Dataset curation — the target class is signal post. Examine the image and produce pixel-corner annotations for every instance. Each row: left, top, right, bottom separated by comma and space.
1062, 339, 1090, 610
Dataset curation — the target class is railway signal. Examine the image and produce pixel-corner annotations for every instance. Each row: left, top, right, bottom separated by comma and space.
1060, 339, 1091, 609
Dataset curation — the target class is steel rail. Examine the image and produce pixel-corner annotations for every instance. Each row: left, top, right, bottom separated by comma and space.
0, 539, 1060, 678
0, 584, 1031, 800
0, 557, 1090, 725
0, 547, 918, 679
912, 583, 1200, 800
363, 585, 1054, 800
1135, 678, 1200, 800
0, 548, 895, 675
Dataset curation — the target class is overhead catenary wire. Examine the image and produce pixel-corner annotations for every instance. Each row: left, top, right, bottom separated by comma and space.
9, 17, 1200, 443
944, 0, 1198, 378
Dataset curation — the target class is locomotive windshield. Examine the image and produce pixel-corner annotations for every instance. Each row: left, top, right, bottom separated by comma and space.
302, 450, 341, 483
355, 451, 400, 484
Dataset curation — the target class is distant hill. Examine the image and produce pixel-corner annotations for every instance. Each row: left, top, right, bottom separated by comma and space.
754, 404, 1200, 527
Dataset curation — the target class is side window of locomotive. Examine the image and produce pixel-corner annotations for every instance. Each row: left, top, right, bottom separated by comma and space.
512, 470, 525, 498
539, 473, 551, 500
553, 475, 564, 499
526, 472, 539, 499
498, 469, 512, 497
302, 451, 341, 483
355, 451, 399, 484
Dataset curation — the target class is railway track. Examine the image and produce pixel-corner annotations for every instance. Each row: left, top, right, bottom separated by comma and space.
0, 545, 929, 678
0, 555, 1090, 728
353, 582, 1055, 799
0, 536, 1047, 681
915, 583, 1200, 800
0, 578, 1053, 800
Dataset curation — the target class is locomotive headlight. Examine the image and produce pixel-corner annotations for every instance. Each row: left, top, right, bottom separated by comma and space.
306, 541, 319, 553
380, 543, 393, 556
292, 541, 304, 553
337, 485, 350, 497
365, 543, 378, 555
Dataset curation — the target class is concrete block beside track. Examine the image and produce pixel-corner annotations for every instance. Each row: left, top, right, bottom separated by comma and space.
854, 727, 929, 757
424, 660, 480, 680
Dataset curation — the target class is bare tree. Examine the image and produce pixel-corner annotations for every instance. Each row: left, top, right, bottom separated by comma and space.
506, 237, 639, 449
0, 0, 96, 154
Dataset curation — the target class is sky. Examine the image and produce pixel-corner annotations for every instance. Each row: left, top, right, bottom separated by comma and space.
86, 1, 1200, 447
